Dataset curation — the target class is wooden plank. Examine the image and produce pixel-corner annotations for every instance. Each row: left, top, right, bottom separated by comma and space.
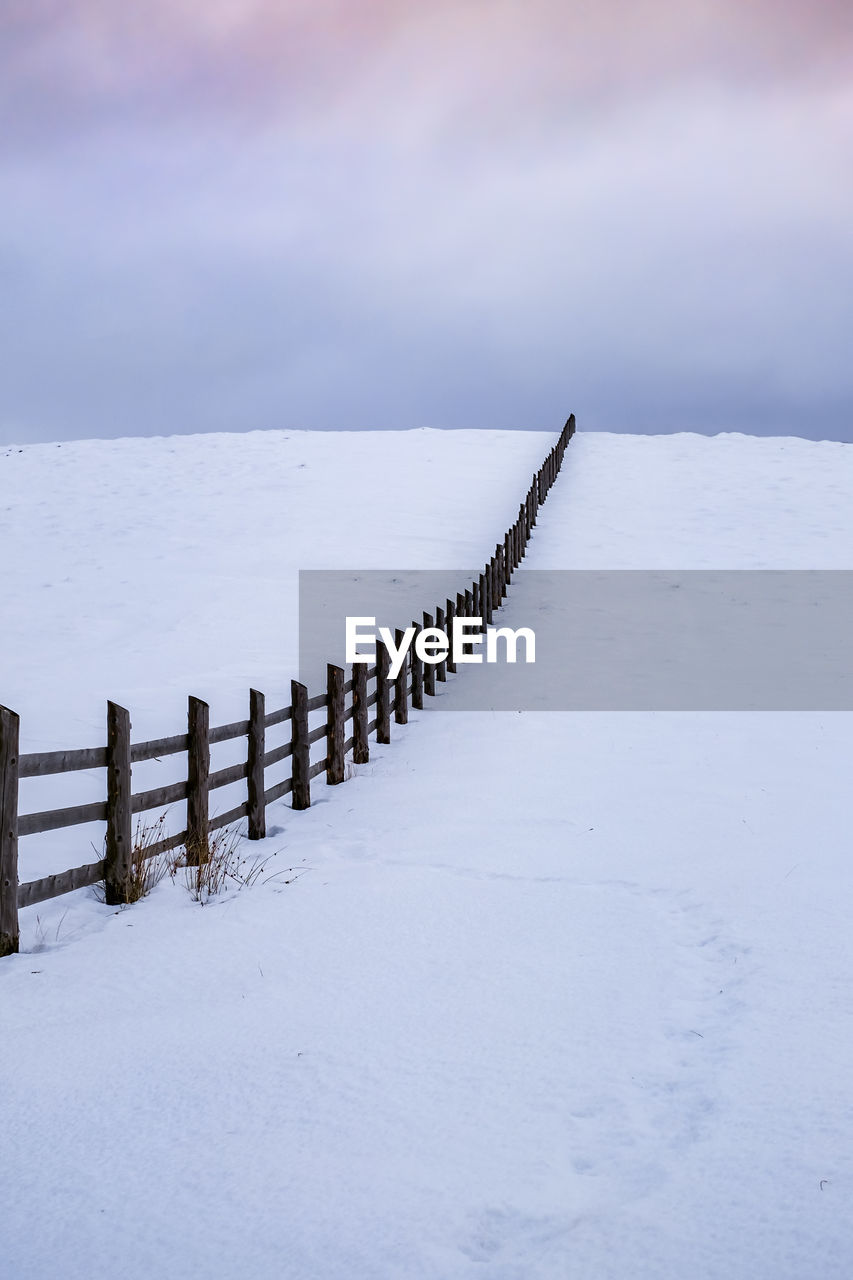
291, 681, 310, 810
367, 717, 378, 735
131, 779, 188, 814
130, 733, 188, 764
209, 718, 250, 745
375, 640, 391, 744
352, 662, 370, 764
410, 624, 424, 710
17, 858, 105, 910
422, 613, 436, 698
0, 706, 20, 956
308, 724, 327, 746
327, 664, 345, 785
307, 692, 328, 713
264, 777, 293, 806
18, 800, 107, 837
308, 758, 327, 781
186, 696, 210, 864
394, 628, 408, 725
263, 742, 292, 768
264, 705, 292, 728
208, 760, 249, 792
142, 828, 186, 861
104, 701, 132, 905
247, 689, 265, 841
19, 745, 107, 779
209, 801, 249, 834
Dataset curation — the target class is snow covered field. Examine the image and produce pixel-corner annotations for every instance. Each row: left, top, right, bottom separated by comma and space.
2, 428, 852, 1279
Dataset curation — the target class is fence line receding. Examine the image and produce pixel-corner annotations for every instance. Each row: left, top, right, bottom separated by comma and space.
0, 416, 575, 957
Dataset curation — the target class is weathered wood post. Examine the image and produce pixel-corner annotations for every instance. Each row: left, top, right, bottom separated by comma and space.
478, 573, 487, 630
326, 664, 346, 785
394, 628, 408, 724
483, 566, 493, 625
435, 605, 447, 683
291, 680, 310, 809
411, 624, 424, 710
247, 689, 266, 840
472, 578, 480, 623
104, 700, 133, 904
186, 696, 210, 864
352, 661, 370, 764
375, 641, 391, 744
422, 613, 436, 698
445, 598, 457, 675
0, 706, 20, 957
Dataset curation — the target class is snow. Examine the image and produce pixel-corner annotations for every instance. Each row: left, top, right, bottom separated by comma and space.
2, 428, 852, 1279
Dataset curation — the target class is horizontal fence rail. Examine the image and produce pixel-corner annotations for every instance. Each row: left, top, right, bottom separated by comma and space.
0, 416, 575, 956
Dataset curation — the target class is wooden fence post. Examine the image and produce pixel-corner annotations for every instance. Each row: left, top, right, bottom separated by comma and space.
247, 688, 266, 840
104, 701, 132, 904
472, 578, 480, 623
186, 696, 210, 863
411, 624, 424, 709
435, 605, 447, 683
422, 613, 436, 697
0, 706, 20, 957
478, 573, 487, 629
327, 664, 345, 785
394, 628, 408, 724
445, 598, 457, 674
375, 641, 391, 744
291, 680, 310, 809
352, 662, 370, 763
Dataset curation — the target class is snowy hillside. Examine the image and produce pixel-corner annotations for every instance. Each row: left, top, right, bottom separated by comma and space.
2, 428, 852, 1280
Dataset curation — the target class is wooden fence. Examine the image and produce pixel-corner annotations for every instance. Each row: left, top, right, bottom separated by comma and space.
0, 417, 575, 956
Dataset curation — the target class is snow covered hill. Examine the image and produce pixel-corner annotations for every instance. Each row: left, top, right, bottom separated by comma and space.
2, 428, 852, 1280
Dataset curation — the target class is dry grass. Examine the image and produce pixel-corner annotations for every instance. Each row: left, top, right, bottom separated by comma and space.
179, 827, 272, 903
94, 811, 172, 905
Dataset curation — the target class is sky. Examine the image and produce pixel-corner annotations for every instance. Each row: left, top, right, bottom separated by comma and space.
1, 0, 851, 444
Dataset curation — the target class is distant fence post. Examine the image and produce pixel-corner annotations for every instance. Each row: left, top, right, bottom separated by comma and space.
435, 605, 447, 683
394, 629, 408, 724
291, 680, 310, 809
247, 688, 266, 840
445, 598, 457, 674
186, 696, 210, 863
352, 662, 369, 764
411, 624, 424, 709
0, 706, 20, 957
375, 641, 391, 744
422, 613, 436, 698
104, 701, 132, 904
327, 664, 345, 785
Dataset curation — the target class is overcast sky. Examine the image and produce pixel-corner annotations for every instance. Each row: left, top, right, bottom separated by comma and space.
2, 0, 851, 443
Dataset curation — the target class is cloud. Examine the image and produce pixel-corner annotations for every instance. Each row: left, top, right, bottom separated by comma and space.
1, 1, 851, 441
